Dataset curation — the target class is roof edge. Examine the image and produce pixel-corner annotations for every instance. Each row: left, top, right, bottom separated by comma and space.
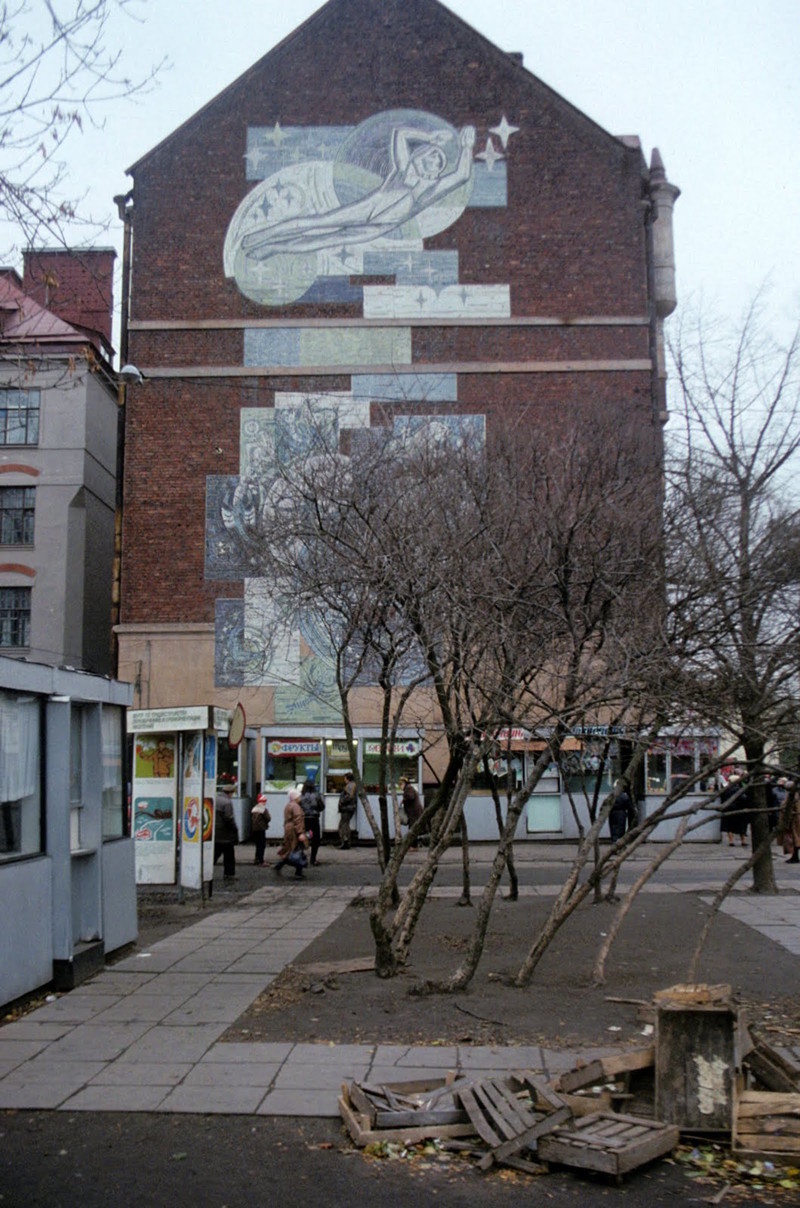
126, 0, 644, 179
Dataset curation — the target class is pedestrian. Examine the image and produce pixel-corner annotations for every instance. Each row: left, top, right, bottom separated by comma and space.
400, 776, 422, 849
779, 781, 800, 864
274, 787, 308, 878
299, 778, 325, 865
337, 772, 357, 849
250, 792, 271, 865
720, 773, 750, 847
213, 784, 239, 881
608, 780, 636, 842
765, 774, 784, 833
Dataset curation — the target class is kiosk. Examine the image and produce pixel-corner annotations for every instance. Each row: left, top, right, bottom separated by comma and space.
129, 705, 230, 888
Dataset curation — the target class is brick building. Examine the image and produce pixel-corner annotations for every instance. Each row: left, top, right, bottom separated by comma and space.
116, 0, 679, 815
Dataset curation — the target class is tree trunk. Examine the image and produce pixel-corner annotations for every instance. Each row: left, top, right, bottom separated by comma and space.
458, 815, 471, 906
744, 739, 777, 894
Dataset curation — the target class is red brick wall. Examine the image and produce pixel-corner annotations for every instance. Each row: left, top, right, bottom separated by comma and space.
23, 248, 116, 353
121, 0, 661, 626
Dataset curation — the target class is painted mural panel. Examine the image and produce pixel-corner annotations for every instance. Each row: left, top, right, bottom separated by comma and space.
210, 104, 517, 712
225, 108, 516, 309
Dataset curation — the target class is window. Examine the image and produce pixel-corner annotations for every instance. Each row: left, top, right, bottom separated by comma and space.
101, 706, 126, 838
263, 739, 322, 791
362, 741, 420, 793
0, 486, 35, 544
0, 690, 42, 861
69, 707, 84, 849
0, 587, 31, 648
0, 389, 40, 445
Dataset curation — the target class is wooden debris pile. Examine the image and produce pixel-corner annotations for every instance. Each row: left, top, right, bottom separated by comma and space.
339, 1068, 674, 1180
339, 983, 800, 1181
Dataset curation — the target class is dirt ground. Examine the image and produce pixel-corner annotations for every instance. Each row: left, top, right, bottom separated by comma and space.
214, 891, 800, 1051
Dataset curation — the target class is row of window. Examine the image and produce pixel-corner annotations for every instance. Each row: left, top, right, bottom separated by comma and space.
0, 692, 126, 863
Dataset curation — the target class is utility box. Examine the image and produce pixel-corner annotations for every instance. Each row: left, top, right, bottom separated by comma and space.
654, 984, 738, 1133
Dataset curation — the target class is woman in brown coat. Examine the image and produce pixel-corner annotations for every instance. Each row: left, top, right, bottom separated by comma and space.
780, 782, 800, 864
273, 788, 308, 878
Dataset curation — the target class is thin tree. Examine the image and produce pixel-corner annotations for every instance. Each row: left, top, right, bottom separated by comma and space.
0, 0, 162, 251
666, 299, 800, 893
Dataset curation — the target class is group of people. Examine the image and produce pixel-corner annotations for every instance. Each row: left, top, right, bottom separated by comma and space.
218, 772, 427, 882
272, 771, 360, 878
719, 771, 800, 863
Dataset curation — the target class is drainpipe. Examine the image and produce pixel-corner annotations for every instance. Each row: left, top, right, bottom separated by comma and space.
111, 191, 134, 672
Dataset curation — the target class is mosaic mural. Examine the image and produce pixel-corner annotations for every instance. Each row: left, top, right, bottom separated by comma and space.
212, 107, 519, 713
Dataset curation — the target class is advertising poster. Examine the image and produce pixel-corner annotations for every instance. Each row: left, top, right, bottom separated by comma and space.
179, 732, 217, 890
133, 733, 177, 884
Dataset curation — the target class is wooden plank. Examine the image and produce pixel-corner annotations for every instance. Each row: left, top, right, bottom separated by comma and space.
751, 1119, 800, 1136
653, 983, 732, 1006
470, 1084, 520, 1144
481, 1105, 572, 1169
558, 1048, 654, 1093
559, 1060, 606, 1093
374, 1108, 468, 1128
458, 1085, 504, 1149
475, 1080, 533, 1137
735, 1133, 800, 1154
519, 1073, 568, 1113
557, 1090, 614, 1117
348, 1082, 377, 1122
737, 1092, 800, 1116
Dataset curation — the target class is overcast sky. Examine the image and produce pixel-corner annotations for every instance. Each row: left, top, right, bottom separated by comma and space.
29, 0, 800, 343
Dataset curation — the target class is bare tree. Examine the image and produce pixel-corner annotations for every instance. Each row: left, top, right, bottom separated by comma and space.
665, 299, 800, 893
0, 0, 162, 252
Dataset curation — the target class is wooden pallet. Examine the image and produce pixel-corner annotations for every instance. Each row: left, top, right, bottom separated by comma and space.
455, 1071, 571, 1170
537, 1111, 679, 1181
734, 1091, 800, 1155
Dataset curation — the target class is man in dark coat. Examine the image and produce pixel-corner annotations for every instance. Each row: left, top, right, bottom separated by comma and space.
214, 784, 239, 880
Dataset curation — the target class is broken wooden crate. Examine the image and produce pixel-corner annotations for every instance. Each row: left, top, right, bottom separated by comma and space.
554, 1047, 654, 1117
744, 1033, 800, 1094
455, 1071, 571, 1172
537, 1111, 680, 1181
734, 1091, 800, 1156
339, 1076, 475, 1147
654, 983, 738, 1133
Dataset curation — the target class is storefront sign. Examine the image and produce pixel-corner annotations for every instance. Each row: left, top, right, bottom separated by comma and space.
128, 706, 210, 734
267, 739, 321, 756
364, 740, 420, 756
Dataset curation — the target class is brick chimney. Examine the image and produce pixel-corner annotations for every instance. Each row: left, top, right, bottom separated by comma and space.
22, 247, 116, 357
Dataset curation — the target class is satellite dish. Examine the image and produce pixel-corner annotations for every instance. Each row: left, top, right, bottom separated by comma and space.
228, 702, 246, 748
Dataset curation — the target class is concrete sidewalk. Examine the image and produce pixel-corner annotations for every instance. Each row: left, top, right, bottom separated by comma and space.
1, 857, 798, 1116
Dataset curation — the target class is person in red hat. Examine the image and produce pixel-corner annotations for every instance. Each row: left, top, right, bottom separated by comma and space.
250, 792, 271, 866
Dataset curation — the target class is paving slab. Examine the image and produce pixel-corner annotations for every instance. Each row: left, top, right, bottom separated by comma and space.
273, 1062, 370, 1090
89, 1061, 192, 1086
202, 1041, 293, 1064
61, 1084, 170, 1112
258, 1087, 341, 1116
44, 1021, 154, 1062
115, 1023, 227, 1064
158, 1084, 265, 1113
